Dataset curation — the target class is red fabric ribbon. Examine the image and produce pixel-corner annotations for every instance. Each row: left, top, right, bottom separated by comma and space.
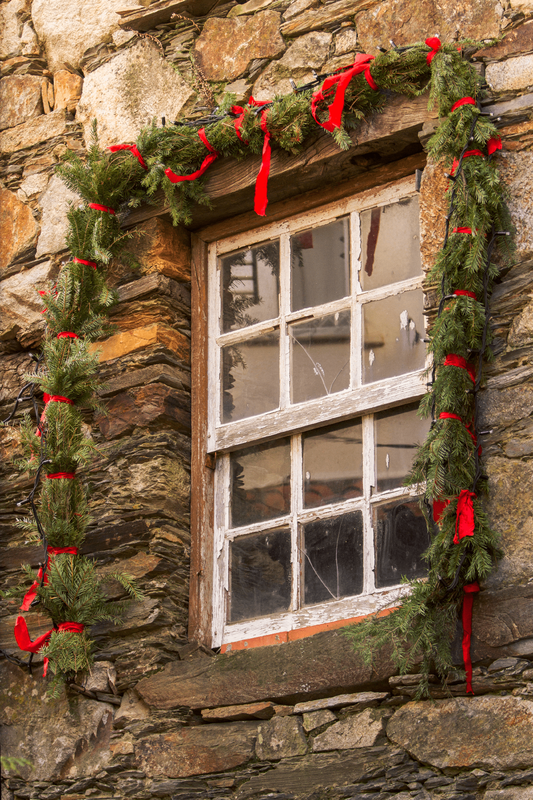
165, 127, 219, 184
109, 143, 148, 170
425, 37, 441, 64
254, 102, 272, 216
57, 332, 79, 340
311, 53, 377, 133
450, 149, 485, 177
450, 97, 476, 113
487, 135, 502, 156
454, 489, 476, 544
444, 353, 476, 382
455, 290, 477, 300
36, 395, 73, 438
453, 227, 473, 234
73, 257, 97, 269
47, 472, 76, 480
439, 412, 462, 422
14, 618, 85, 675
433, 498, 450, 523
462, 581, 480, 694
89, 203, 116, 215
231, 105, 248, 144
20, 546, 79, 611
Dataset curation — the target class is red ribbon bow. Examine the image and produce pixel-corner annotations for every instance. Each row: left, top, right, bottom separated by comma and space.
47, 472, 76, 480
425, 37, 441, 64
57, 332, 79, 340
231, 105, 248, 144
454, 489, 476, 544
462, 581, 480, 694
20, 546, 79, 611
311, 53, 377, 133
487, 135, 502, 156
14, 617, 85, 675
73, 257, 97, 269
89, 203, 116, 215
444, 353, 476, 382
450, 97, 476, 113
165, 127, 219, 184
108, 143, 148, 170
454, 290, 477, 300
36, 395, 73, 438
246, 97, 273, 217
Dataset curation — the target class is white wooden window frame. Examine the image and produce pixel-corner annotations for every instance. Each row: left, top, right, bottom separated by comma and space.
207, 175, 429, 647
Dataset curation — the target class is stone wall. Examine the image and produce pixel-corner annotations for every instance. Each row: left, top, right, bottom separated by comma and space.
3, 0, 533, 797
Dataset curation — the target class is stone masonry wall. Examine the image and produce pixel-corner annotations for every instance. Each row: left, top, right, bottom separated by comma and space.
4, 0, 533, 797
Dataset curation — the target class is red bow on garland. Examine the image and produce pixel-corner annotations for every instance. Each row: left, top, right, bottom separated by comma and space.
14, 617, 85, 675
20, 546, 79, 611
311, 53, 377, 133
165, 128, 219, 184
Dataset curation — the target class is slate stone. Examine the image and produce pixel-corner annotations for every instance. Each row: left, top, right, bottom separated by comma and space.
252, 32, 331, 101
312, 709, 386, 752
0, 75, 43, 131
487, 55, 533, 93
256, 716, 307, 760
134, 721, 260, 778
0, 188, 40, 272
201, 701, 276, 722
294, 692, 388, 714
0, 109, 69, 154
35, 174, 82, 257
387, 696, 533, 770
302, 709, 336, 732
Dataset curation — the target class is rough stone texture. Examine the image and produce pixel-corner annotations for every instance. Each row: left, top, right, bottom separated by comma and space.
508, 299, 533, 347
302, 709, 336, 731
0, 75, 43, 131
76, 40, 195, 147
312, 709, 386, 752
484, 458, 533, 587
387, 696, 533, 770
228, 0, 275, 16
0, 188, 40, 272
0, 260, 55, 346
97, 383, 191, 438
0, 109, 68, 154
114, 689, 150, 729
35, 174, 82, 257
0, 662, 114, 781
281, 0, 377, 36
283, 0, 319, 21
31, 0, 142, 72
487, 54, 533, 93
91, 324, 190, 363
134, 722, 260, 777
252, 32, 332, 100
136, 630, 395, 710
201, 701, 277, 721
80, 661, 116, 692
356, 0, 502, 49
500, 151, 533, 257
53, 70, 83, 112
17, 172, 49, 202
0, 0, 38, 59
194, 12, 285, 82
294, 691, 388, 714
335, 27, 358, 54
485, 790, 533, 799
256, 716, 307, 759
127, 218, 191, 281
474, 20, 533, 61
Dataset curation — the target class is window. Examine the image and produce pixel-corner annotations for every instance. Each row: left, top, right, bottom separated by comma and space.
205, 176, 431, 647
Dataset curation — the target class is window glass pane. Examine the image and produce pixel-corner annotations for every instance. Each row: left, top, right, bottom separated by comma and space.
360, 197, 421, 291
362, 289, 425, 383
221, 331, 279, 422
290, 311, 350, 404
303, 511, 363, 605
221, 241, 280, 332
374, 499, 429, 588
230, 439, 290, 528
291, 218, 350, 311
375, 403, 431, 492
229, 529, 291, 622
303, 418, 363, 508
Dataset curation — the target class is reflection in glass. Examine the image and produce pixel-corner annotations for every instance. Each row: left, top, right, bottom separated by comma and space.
221, 331, 279, 423
303, 418, 363, 508
374, 499, 429, 588
291, 218, 350, 311
229, 529, 291, 622
221, 241, 280, 332
303, 511, 363, 605
362, 290, 425, 383
375, 403, 431, 492
230, 439, 290, 528
360, 197, 421, 291
291, 311, 350, 404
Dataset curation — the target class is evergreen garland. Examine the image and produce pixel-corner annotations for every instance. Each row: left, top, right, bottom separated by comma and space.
5, 37, 512, 695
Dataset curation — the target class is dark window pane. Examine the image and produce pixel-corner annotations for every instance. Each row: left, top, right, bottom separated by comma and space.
290, 311, 350, 404
374, 499, 429, 588
230, 439, 291, 528
362, 289, 425, 383
360, 197, 421, 291
229, 529, 291, 622
221, 331, 279, 423
303, 511, 363, 606
221, 241, 280, 332
375, 403, 431, 492
303, 418, 363, 508
291, 218, 350, 311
